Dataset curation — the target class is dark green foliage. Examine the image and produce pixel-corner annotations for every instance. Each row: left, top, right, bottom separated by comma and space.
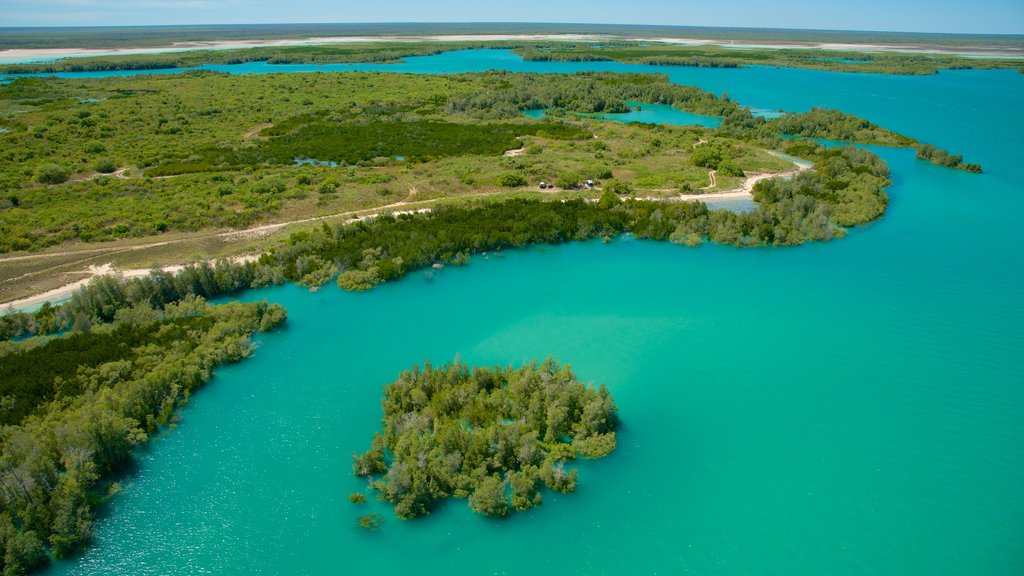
511, 41, 1024, 76
554, 172, 581, 189
690, 144, 722, 168
717, 160, 745, 177
0, 298, 285, 569
765, 108, 916, 147
756, 146, 890, 228
0, 260, 272, 340
0, 520, 48, 576
0, 141, 888, 344
497, 173, 527, 187
446, 71, 738, 120
354, 358, 619, 519
0, 70, 966, 253
33, 164, 68, 185
603, 179, 634, 195
468, 475, 510, 517
147, 120, 589, 176
0, 316, 215, 426
916, 144, 983, 172
92, 159, 116, 174
348, 493, 367, 504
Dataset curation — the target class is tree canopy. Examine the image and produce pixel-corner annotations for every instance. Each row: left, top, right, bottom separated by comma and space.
353, 358, 618, 519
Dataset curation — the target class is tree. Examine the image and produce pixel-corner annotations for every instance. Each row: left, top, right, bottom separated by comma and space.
690, 145, 721, 169
468, 474, 509, 517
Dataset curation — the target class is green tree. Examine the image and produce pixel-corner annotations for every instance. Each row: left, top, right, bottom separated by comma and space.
468, 474, 509, 517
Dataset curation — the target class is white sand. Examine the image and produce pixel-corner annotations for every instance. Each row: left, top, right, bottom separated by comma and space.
2, 257, 256, 313
4, 33, 1018, 65
0, 34, 606, 65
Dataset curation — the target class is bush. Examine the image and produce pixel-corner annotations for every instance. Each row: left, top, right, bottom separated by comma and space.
717, 160, 745, 177
497, 173, 527, 187
690, 145, 722, 169
603, 179, 634, 195
35, 163, 69, 184
93, 158, 117, 174
555, 173, 581, 189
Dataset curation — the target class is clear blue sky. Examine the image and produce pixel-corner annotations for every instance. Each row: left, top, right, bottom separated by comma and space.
1, 0, 1022, 34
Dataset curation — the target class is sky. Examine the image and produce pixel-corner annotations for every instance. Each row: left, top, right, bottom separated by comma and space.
0, 0, 1022, 34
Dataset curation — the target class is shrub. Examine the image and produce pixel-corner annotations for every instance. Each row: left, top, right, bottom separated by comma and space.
93, 158, 117, 174
555, 173, 581, 189
690, 145, 722, 169
717, 160, 745, 177
497, 173, 527, 187
35, 163, 69, 184
603, 179, 634, 195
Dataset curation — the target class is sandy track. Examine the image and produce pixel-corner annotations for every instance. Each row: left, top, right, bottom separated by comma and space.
3, 157, 813, 309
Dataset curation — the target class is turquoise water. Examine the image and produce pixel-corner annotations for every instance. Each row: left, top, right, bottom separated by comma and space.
523, 101, 721, 127
42, 51, 1024, 575
591, 100, 721, 127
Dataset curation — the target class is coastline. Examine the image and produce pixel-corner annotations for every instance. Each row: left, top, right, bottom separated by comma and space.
2, 33, 1022, 65
2, 257, 256, 313
2, 160, 811, 313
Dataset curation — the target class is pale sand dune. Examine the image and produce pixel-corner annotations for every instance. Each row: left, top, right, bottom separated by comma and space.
3, 33, 1019, 65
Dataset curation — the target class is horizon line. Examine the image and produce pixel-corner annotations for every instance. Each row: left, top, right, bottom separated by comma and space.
0, 22, 1022, 38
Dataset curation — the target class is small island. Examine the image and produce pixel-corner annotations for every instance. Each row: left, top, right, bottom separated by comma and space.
353, 358, 618, 518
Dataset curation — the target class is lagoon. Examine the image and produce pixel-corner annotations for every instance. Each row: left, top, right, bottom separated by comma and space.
41, 50, 1024, 575
523, 100, 721, 127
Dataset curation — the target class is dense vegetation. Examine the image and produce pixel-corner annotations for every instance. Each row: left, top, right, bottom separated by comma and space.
764, 109, 915, 147
441, 73, 980, 170
353, 358, 618, 518
915, 144, 983, 173
2, 38, 1021, 76
0, 42, 492, 74
0, 69, 977, 254
512, 43, 1024, 76
146, 119, 590, 176
0, 297, 285, 573
0, 139, 888, 341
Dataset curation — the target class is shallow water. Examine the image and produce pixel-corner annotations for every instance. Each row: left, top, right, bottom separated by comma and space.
589, 100, 721, 127
41, 51, 1024, 575
522, 100, 720, 127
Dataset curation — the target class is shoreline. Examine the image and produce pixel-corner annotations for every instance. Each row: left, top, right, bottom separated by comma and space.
2, 33, 1022, 65
1, 257, 256, 314
0, 205, 439, 313
0, 161, 812, 313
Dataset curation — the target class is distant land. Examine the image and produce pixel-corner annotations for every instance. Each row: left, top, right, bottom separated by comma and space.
1, 22, 1023, 53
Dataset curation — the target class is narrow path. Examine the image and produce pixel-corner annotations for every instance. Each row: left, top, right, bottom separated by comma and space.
0, 241, 173, 264
4, 157, 814, 308
3, 188, 511, 309
635, 156, 812, 203
243, 123, 273, 140
705, 169, 717, 189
